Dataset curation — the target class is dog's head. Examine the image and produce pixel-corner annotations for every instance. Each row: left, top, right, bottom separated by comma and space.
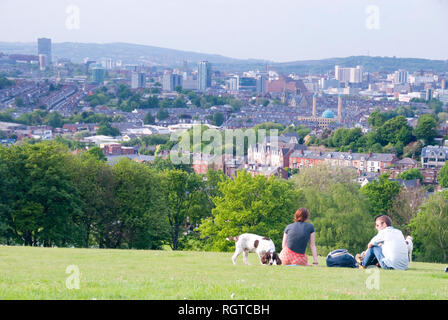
261, 251, 282, 265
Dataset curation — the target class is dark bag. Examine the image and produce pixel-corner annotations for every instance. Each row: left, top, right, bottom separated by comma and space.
326, 249, 357, 268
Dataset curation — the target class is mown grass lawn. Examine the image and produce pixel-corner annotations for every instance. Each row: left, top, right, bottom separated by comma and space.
0, 246, 447, 300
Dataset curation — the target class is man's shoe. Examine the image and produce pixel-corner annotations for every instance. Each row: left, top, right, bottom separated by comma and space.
355, 253, 363, 265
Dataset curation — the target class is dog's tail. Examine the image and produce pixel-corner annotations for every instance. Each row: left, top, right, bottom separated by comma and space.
226, 236, 239, 242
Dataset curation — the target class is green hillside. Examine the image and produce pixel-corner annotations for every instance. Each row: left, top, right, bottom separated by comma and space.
1, 42, 446, 73
0, 246, 446, 300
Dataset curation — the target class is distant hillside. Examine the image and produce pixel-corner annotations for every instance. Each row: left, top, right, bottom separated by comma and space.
273, 56, 448, 74
0, 42, 268, 70
0, 42, 447, 73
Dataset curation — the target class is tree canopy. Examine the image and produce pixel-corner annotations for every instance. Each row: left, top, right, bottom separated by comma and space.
0, 140, 446, 262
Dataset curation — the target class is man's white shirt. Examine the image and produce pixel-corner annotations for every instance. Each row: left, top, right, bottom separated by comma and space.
369, 226, 409, 270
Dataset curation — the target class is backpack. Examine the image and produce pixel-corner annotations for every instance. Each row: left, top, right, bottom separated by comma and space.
326, 249, 357, 268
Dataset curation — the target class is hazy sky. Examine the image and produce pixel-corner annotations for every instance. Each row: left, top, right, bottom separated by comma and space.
1, 0, 447, 62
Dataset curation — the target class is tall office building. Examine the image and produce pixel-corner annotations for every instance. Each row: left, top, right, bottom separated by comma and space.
104, 58, 115, 70
256, 74, 267, 94
162, 72, 182, 91
182, 77, 198, 90
92, 66, 105, 84
197, 61, 212, 92
319, 77, 340, 90
393, 70, 408, 84
238, 77, 257, 92
228, 76, 239, 91
131, 72, 146, 89
37, 38, 52, 65
426, 88, 433, 101
335, 65, 363, 83
38, 54, 48, 71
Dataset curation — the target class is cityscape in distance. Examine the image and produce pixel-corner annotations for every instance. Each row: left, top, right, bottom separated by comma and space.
1, 41, 448, 73
1, 36, 447, 181
0, 0, 447, 301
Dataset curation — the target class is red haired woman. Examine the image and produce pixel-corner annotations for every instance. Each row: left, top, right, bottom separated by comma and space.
279, 208, 318, 266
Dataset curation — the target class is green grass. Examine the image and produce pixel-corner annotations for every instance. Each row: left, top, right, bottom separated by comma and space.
0, 246, 447, 300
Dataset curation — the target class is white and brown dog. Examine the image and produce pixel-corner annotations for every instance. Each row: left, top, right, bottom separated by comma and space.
405, 235, 413, 263
226, 233, 282, 266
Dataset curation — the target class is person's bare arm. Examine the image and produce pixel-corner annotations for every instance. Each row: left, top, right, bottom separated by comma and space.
282, 233, 288, 250
309, 232, 318, 266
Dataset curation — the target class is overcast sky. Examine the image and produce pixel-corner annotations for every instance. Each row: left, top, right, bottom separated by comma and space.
1, 0, 447, 62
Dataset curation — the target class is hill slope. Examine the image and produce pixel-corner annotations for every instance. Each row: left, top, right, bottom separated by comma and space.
274, 55, 448, 74
1, 42, 447, 73
0, 41, 268, 68
0, 246, 446, 300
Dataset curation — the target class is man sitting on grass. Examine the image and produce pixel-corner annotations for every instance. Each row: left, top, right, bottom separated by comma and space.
356, 215, 408, 270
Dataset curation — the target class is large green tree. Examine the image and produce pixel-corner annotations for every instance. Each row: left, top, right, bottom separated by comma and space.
199, 170, 303, 251
397, 168, 424, 183
85, 146, 106, 161
437, 161, 448, 188
291, 165, 375, 254
326, 127, 363, 151
0, 142, 82, 246
367, 109, 388, 128
409, 191, 448, 263
161, 169, 208, 250
144, 112, 155, 125
44, 111, 64, 128
360, 174, 402, 217
212, 112, 225, 126
415, 114, 437, 145
112, 158, 169, 249
96, 122, 120, 137
0, 158, 15, 244
68, 153, 117, 247
376, 116, 414, 147
157, 108, 169, 121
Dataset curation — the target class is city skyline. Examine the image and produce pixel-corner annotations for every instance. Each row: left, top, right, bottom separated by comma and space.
1, 0, 448, 62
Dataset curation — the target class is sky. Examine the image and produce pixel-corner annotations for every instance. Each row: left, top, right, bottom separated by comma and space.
0, 0, 447, 62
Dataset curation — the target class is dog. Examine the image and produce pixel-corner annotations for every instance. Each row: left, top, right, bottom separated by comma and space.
226, 233, 282, 266
405, 236, 413, 263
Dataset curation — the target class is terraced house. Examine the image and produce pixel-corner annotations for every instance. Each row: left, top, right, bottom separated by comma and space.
289, 150, 397, 173
421, 146, 448, 168
247, 133, 306, 178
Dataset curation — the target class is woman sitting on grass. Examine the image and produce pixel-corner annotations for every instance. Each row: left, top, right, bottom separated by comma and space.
279, 208, 319, 266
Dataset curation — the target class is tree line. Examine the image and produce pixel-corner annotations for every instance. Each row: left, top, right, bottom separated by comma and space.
86, 85, 244, 113
0, 108, 126, 131
0, 141, 446, 262
0, 141, 224, 250
308, 107, 439, 159
0, 76, 13, 89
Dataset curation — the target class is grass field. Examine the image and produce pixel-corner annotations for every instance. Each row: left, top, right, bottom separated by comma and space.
0, 246, 447, 300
